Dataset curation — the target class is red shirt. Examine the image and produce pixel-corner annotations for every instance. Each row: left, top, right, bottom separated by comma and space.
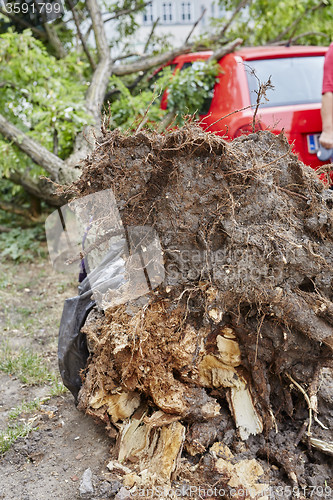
322, 42, 333, 94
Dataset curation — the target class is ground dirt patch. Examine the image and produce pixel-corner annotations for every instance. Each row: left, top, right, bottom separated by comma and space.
0, 259, 119, 499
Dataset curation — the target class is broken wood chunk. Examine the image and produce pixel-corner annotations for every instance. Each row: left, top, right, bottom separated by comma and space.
214, 456, 269, 500
197, 354, 263, 439
307, 436, 333, 457
89, 389, 141, 423
118, 405, 185, 484
229, 385, 263, 440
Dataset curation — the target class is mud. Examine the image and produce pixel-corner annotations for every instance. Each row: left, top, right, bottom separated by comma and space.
68, 125, 333, 498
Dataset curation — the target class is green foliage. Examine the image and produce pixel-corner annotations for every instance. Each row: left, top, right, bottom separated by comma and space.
167, 61, 221, 124
0, 225, 46, 262
101, 0, 148, 43
106, 69, 172, 129
0, 30, 92, 179
107, 61, 220, 130
213, 0, 332, 46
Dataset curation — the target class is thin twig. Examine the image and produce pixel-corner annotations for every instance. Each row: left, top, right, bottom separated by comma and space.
103, 1, 151, 23
286, 373, 313, 436
254, 314, 265, 363
248, 69, 274, 132
135, 92, 160, 133
287, 31, 330, 45
184, 8, 206, 45
144, 17, 160, 53
66, 0, 96, 70
219, 0, 250, 39
203, 104, 252, 132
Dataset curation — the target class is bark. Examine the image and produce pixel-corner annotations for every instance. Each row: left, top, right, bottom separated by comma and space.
0, 200, 37, 220
86, 0, 109, 60
111, 46, 194, 76
208, 38, 243, 62
85, 0, 112, 121
43, 23, 67, 59
0, 114, 64, 181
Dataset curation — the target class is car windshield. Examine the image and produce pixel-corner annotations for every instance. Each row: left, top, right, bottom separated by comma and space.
245, 56, 324, 107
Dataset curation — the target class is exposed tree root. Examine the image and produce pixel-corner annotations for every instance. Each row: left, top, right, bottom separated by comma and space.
66, 125, 333, 498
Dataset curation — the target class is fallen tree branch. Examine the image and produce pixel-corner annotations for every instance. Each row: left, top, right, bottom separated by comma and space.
113, 37, 243, 78
85, 0, 112, 121
0, 114, 64, 181
111, 45, 193, 76
43, 22, 67, 59
208, 37, 243, 62
8, 170, 66, 206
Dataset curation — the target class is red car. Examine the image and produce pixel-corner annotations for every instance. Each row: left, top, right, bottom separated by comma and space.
162, 46, 328, 171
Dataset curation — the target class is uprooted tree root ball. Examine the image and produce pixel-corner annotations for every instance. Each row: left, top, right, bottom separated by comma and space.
69, 125, 333, 499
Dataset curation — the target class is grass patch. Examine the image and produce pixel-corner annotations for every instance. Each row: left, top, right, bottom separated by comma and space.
0, 344, 55, 385
0, 343, 68, 397
8, 399, 43, 420
48, 379, 67, 397
0, 421, 36, 454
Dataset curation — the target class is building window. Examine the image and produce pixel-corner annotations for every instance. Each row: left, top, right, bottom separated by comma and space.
181, 2, 192, 21
143, 3, 154, 23
162, 2, 173, 22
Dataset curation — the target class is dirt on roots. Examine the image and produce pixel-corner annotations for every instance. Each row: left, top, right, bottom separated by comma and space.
65, 124, 333, 499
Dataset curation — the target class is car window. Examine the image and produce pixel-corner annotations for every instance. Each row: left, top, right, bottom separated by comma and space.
245, 56, 324, 107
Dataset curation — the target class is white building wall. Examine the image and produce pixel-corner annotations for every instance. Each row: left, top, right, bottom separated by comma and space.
135, 0, 224, 50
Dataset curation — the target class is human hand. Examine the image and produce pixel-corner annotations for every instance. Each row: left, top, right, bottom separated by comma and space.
319, 131, 333, 149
